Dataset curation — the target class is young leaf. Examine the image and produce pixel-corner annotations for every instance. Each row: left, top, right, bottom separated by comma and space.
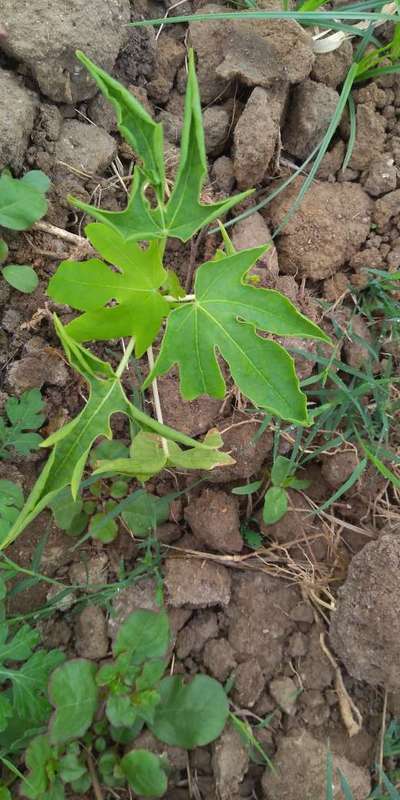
121, 749, 168, 798
69, 51, 250, 242
162, 49, 252, 241
145, 247, 330, 424
95, 429, 234, 480
94, 431, 167, 482
21, 735, 53, 798
121, 490, 170, 535
47, 225, 169, 356
106, 694, 137, 728
0, 389, 44, 459
262, 486, 288, 525
0, 480, 24, 540
150, 674, 229, 747
0, 695, 12, 733
114, 609, 170, 664
76, 50, 165, 201
49, 659, 98, 744
59, 748, 87, 784
132, 688, 160, 725
0, 240, 8, 263
88, 512, 118, 543
2, 265, 38, 294
49, 488, 87, 534
232, 480, 262, 495
0, 171, 49, 230
10, 649, 65, 722
270, 455, 293, 486
136, 660, 166, 691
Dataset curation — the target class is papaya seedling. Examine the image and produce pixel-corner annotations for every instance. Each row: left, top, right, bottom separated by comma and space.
1, 49, 330, 551
19, 609, 229, 799
0, 170, 50, 293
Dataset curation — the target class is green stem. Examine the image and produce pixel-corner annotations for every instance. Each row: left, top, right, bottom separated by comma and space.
116, 337, 136, 377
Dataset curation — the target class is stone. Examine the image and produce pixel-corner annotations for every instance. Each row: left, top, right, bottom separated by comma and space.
134, 729, 186, 771
321, 450, 360, 489
330, 535, 400, 689
233, 87, 280, 188
176, 611, 218, 659
213, 725, 250, 800
164, 558, 231, 608
203, 106, 230, 156
317, 139, 346, 179
262, 730, 371, 800
259, 489, 324, 560
211, 156, 235, 193
203, 638, 237, 682
75, 605, 109, 660
157, 372, 221, 437
205, 417, 273, 484
226, 572, 298, 675
269, 676, 298, 715
348, 104, 386, 170
266, 178, 372, 280
108, 577, 159, 639
1, 0, 130, 103
6, 353, 69, 394
231, 212, 279, 281
0, 69, 38, 172
189, 5, 313, 104
55, 120, 117, 176
299, 626, 334, 690
283, 79, 340, 159
343, 315, 372, 369
311, 39, 353, 88
287, 631, 308, 657
68, 553, 108, 590
147, 34, 185, 104
233, 659, 265, 707
363, 155, 397, 196
373, 189, 400, 229
184, 489, 243, 554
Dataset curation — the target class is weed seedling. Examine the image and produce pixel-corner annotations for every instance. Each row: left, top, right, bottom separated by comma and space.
15, 609, 229, 799
0, 170, 49, 293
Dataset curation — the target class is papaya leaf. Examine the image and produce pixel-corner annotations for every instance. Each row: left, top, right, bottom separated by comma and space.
47, 224, 169, 356
3, 320, 235, 549
76, 51, 165, 201
162, 49, 252, 241
70, 50, 250, 242
70, 167, 163, 242
94, 429, 234, 480
144, 247, 331, 424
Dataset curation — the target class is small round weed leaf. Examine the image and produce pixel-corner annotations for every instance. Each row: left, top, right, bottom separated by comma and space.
49, 659, 98, 744
121, 749, 168, 797
2, 265, 38, 293
88, 512, 118, 543
114, 609, 170, 664
106, 694, 137, 728
0, 787, 11, 800
262, 486, 288, 525
150, 674, 229, 748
